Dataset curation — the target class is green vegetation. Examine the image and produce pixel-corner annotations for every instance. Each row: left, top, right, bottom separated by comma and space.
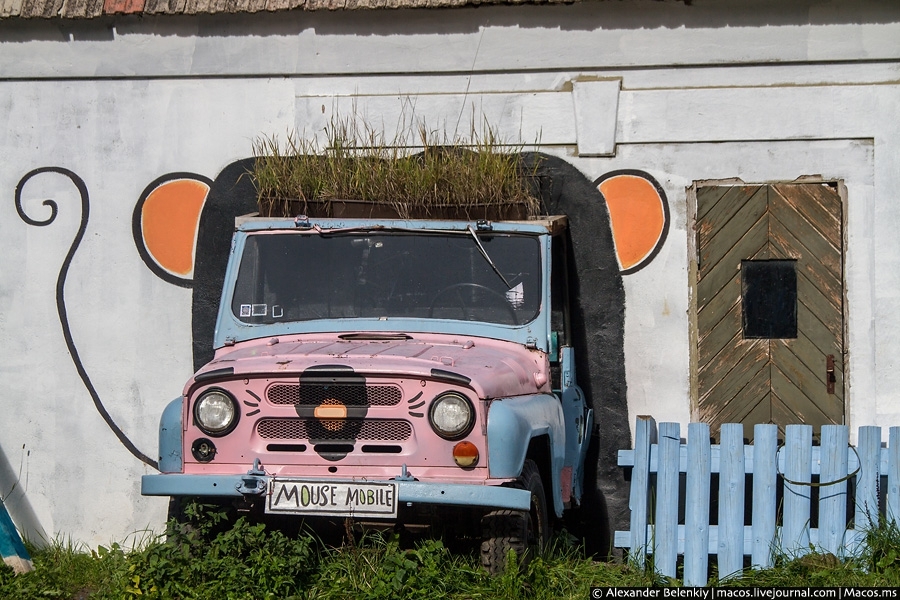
2, 507, 899, 599
711, 519, 900, 588
251, 114, 542, 220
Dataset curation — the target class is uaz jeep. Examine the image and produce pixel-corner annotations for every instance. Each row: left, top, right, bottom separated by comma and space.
142, 214, 592, 571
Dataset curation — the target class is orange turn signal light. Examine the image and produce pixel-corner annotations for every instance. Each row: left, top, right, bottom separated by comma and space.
452, 441, 479, 468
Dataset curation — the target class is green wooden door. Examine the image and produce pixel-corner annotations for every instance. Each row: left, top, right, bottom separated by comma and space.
696, 183, 844, 441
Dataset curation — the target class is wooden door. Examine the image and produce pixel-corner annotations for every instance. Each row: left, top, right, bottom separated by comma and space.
695, 183, 844, 441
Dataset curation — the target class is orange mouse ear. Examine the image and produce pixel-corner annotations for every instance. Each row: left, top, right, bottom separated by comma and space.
595, 170, 669, 275
133, 173, 212, 287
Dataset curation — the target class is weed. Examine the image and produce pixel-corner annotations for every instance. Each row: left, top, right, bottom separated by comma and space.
708, 518, 900, 588
123, 503, 318, 599
860, 517, 900, 584
307, 532, 483, 600
0, 537, 129, 599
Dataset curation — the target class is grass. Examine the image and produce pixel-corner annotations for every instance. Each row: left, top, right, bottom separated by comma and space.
0, 537, 129, 599
3, 508, 899, 599
0, 531, 656, 600
712, 518, 900, 588
251, 112, 542, 220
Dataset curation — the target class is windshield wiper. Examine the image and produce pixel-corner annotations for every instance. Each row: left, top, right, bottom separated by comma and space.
309, 221, 512, 289
311, 224, 387, 236
467, 224, 512, 289
338, 333, 413, 341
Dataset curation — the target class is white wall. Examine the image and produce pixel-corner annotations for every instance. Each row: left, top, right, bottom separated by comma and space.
1, 0, 898, 546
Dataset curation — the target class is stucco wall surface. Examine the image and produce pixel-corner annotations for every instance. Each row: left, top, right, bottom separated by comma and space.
1, 0, 899, 545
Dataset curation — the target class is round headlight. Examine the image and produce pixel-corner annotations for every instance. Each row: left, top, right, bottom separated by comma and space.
428, 393, 475, 440
194, 389, 238, 436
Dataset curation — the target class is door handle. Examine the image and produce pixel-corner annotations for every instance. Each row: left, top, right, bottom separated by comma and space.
826, 354, 836, 395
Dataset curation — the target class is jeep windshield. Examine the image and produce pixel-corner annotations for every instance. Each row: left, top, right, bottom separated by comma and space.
231, 230, 542, 326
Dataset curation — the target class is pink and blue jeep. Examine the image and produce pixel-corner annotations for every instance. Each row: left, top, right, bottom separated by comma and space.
142, 214, 592, 571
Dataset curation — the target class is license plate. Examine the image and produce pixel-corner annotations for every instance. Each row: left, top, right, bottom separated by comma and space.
266, 479, 398, 518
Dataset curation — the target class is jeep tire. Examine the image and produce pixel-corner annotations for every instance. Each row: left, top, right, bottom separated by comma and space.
480, 459, 549, 574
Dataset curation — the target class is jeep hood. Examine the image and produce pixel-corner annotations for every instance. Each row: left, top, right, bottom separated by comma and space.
195, 333, 550, 399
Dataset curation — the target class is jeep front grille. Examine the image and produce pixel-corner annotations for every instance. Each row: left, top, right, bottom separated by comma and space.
266, 383, 402, 407
256, 418, 412, 441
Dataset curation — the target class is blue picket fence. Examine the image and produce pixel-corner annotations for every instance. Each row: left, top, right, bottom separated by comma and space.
615, 417, 900, 586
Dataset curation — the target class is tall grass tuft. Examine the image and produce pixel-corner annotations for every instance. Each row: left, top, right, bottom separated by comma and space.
252, 113, 542, 220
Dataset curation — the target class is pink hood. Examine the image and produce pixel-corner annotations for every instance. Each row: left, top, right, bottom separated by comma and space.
196, 333, 550, 399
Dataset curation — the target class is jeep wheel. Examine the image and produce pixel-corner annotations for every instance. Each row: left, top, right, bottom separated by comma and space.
480, 459, 549, 574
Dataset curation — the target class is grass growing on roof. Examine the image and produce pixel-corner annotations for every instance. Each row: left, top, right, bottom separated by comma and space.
252, 113, 542, 219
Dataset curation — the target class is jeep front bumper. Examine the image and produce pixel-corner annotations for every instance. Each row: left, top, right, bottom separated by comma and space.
141, 473, 530, 511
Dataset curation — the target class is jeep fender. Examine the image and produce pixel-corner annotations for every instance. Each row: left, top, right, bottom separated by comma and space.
158, 397, 184, 473
486, 394, 565, 517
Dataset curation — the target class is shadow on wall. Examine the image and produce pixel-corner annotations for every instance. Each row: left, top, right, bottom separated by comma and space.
523, 154, 668, 550
1, 2, 887, 45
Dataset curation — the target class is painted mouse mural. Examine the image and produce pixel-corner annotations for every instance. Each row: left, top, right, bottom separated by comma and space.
132, 153, 668, 543
15, 153, 667, 544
